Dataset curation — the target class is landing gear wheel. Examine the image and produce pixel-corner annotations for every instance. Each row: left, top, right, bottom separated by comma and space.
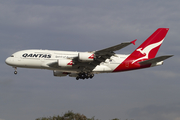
14, 71, 17, 74
90, 74, 94, 79
14, 67, 17, 75
76, 72, 94, 80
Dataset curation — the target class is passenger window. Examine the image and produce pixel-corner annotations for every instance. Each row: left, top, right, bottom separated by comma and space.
11, 55, 14, 57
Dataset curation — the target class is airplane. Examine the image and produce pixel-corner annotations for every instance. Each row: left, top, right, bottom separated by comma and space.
5, 28, 173, 80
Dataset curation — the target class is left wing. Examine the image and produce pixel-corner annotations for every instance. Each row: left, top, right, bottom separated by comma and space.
90, 39, 137, 63
94, 39, 137, 55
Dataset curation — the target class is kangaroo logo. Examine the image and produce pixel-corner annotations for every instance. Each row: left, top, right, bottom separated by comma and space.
136, 48, 146, 55
132, 39, 164, 64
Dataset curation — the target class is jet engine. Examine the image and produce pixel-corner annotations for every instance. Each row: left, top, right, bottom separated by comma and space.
58, 59, 73, 67
53, 70, 69, 77
78, 52, 94, 62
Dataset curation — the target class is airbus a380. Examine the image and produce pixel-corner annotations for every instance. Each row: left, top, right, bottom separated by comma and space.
5, 28, 173, 80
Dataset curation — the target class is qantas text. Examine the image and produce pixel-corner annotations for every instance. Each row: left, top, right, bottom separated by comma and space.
22, 53, 51, 58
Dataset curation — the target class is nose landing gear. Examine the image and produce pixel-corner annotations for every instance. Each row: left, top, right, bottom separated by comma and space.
14, 67, 17, 74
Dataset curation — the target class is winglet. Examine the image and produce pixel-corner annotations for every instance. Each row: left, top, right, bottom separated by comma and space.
131, 39, 137, 45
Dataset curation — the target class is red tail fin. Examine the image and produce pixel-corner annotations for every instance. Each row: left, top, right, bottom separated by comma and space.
130, 28, 169, 63
113, 28, 169, 72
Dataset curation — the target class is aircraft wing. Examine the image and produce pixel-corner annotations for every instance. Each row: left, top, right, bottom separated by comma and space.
94, 39, 137, 55
73, 40, 137, 71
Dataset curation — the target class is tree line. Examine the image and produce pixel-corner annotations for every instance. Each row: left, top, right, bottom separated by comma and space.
36, 111, 124, 120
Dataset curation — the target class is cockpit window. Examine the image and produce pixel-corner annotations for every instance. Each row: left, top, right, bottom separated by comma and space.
11, 55, 14, 57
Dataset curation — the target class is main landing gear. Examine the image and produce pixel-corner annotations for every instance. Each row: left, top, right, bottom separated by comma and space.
76, 72, 94, 80
14, 67, 17, 74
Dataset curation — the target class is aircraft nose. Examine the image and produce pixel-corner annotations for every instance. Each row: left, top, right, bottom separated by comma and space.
5, 57, 12, 65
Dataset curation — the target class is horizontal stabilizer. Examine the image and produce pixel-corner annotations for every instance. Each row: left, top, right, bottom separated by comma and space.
139, 55, 173, 65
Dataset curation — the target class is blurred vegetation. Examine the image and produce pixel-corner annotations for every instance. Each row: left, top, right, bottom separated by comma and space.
36, 111, 122, 120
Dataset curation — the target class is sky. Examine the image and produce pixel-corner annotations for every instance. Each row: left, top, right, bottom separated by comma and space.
0, 0, 180, 120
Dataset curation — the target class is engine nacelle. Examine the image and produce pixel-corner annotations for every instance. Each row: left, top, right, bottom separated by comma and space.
78, 52, 94, 62
53, 70, 68, 77
58, 59, 73, 67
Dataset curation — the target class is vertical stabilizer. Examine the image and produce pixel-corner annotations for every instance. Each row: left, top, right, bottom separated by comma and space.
130, 28, 169, 63
113, 28, 169, 72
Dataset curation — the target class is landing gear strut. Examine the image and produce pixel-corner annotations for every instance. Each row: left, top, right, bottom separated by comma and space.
76, 72, 94, 80
14, 67, 17, 75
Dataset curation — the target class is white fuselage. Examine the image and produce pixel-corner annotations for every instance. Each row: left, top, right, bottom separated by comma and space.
5, 49, 128, 74
5, 28, 172, 80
